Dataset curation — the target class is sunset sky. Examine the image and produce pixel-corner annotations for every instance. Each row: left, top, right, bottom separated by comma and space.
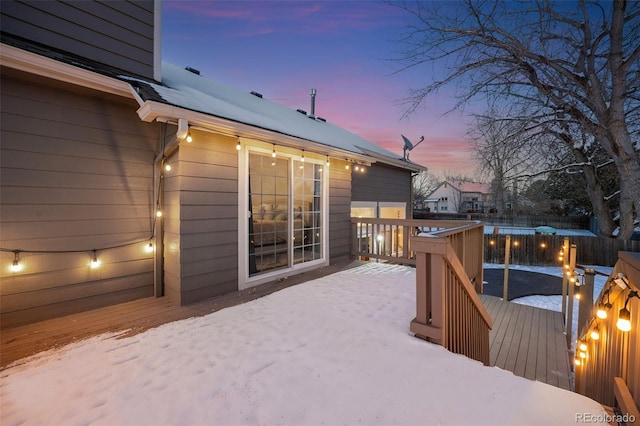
161, 1, 478, 177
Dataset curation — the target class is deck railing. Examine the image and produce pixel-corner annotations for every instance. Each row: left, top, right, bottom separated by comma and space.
574, 251, 640, 414
408, 221, 492, 365
351, 218, 485, 292
351, 218, 490, 363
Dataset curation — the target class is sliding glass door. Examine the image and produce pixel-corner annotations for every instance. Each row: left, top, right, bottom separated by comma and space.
248, 151, 324, 277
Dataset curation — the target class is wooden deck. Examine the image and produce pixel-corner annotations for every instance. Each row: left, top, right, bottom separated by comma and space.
1, 259, 363, 369
480, 294, 572, 390
1, 264, 571, 393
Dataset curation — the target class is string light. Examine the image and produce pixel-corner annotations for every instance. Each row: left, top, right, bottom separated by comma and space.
301, 150, 305, 162
10, 250, 22, 272
596, 287, 612, 319
578, 341, 587, 352
185, 128, 193, 143
616, 290, 639, 332
574, 358, 582, 366
326, 155, 330, 167
145, 241, 155, 253
272, 144, 276, 158
156, 209, 163, 218
590, 326, 600, 341
345, 163, 350, 170
90, 250, 100, 268
236, 140, 241, 151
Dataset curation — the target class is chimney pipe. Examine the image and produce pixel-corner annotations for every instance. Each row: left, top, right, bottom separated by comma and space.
309, 88, 316, 119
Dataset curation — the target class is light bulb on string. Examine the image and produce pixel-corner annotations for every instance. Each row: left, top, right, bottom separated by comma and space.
590, 327, 600, 341
616, 290, 638, 332
236, 140, 241, 151
10, 250, 22, 272
272, 144, 276, 158
186, 129, 193, 143
145, 241, 155, 253
90, 250, 101, 268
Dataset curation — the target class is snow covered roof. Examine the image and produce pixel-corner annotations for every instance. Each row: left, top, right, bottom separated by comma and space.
447, 180, 492, 194
130, 62, 426, 172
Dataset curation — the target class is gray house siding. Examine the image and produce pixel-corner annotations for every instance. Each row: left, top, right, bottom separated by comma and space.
0, 70, 160, 327
351, 162, 412, 216
328, 160, 352, 261
0, 0, 155, 79
163, 130, 239, 305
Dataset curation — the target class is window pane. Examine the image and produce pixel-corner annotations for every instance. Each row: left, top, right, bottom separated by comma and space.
249, 152, 289, 275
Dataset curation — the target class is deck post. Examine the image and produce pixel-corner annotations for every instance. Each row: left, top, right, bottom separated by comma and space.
566, 244, 577, 348
578, 269, 595, 338
561, 237, 569, 325
502, 235, 511, 300
430, 252, 446, 346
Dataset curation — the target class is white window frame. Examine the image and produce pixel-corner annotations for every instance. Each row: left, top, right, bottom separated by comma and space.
238, 142, 328, 290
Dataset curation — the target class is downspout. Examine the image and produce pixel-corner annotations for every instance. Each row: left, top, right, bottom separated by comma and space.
152, 118, 189, 297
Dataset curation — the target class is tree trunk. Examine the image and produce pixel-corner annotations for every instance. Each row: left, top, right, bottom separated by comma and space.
574, 150, 616, 237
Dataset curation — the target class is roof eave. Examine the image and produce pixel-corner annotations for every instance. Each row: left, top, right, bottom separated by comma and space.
0, 43, 136, 99
136, 100, 376, 164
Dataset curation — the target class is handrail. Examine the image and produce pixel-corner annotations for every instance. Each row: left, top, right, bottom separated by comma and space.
574, 251, 640, 409
350, 218, 483, 272
409, 232, 492, 365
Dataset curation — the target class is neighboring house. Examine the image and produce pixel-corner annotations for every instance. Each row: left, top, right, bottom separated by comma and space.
0, 0, 425, 327
424, 181, 493, 214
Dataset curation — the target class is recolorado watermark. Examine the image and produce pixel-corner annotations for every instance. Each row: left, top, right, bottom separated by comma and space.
576, 412, 635, 423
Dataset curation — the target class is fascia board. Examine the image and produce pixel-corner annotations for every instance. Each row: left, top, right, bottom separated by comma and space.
0, 43, 134, 99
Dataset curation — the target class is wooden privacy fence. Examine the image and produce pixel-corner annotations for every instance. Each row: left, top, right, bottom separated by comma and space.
574, 251, 640, 416
409, 222, 492, 365
485, 234, 640, 266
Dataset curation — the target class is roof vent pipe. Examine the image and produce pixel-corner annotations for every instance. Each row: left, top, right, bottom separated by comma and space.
309, 88, 316, 119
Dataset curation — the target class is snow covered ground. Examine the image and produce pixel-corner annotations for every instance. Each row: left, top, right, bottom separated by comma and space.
1, 263, 607, 426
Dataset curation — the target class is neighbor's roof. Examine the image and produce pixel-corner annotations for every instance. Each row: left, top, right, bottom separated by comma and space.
451, 181, 492, 193
429, 180, 492, 196
130, 62, 426, 172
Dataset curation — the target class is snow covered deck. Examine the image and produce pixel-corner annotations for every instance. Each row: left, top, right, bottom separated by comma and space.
2, 267, 572, 393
